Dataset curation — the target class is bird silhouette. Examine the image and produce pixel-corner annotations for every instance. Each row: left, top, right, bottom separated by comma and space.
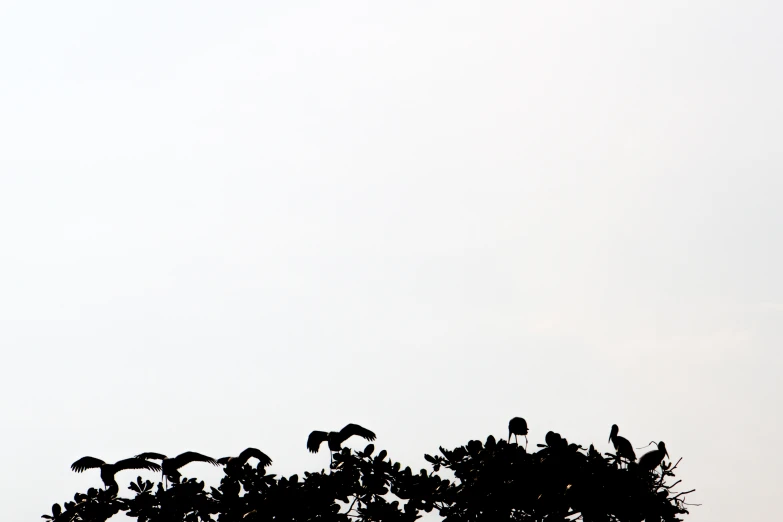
307, 423, 376, 462
217, 448, 273, 472
71, 456, 161, 492
135, 451, 219, 486
508, 417, 529, 448
608, 424, 636, 465
638, 441, 669, 471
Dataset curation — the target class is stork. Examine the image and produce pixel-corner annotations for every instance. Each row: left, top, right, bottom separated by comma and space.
608, 424, 636, 466
508, 417, 529, 449
217, 448, 273, 473
638, 441, 669, 471
307, 423, 376, 462
135, 451, 219, 487
71, 456, 161, 493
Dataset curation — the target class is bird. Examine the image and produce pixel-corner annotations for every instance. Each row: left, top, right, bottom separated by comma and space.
71, 456, 161, 492
217, 448, 273, 473
135, 451, 219, 486
638, 441, 669, 471
307, 423, 376, 461
608, 424, 636, 465
508, 417, 529, 448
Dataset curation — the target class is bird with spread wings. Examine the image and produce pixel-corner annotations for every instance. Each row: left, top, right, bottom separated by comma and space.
71, 456, 161, 492
135, 451, 219, 487
307, 423, 376, 463
217, 447, 273, 473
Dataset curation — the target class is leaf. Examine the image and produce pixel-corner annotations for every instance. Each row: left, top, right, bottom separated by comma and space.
424, 454, 437, 464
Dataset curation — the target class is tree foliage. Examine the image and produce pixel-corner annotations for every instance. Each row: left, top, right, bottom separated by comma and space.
44, 430, 694, 522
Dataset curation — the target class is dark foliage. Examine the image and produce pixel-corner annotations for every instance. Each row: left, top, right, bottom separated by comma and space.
44, 430, 694, 522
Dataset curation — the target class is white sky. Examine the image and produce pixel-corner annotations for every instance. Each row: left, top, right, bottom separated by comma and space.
1, 2, 781, 520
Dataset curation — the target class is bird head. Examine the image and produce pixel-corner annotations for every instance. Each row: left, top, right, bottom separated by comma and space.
659, 441, 669, 459
609, 424, 619, 442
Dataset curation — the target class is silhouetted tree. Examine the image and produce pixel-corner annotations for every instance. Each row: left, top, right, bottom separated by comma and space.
43, 423, 695, 522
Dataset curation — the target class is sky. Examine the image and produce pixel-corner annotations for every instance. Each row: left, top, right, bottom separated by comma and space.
1, 2, 781, 520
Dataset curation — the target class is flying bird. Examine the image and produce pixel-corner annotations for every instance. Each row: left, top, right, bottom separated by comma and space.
638, 441, 669, 471
608, 424, 636, 465
307, 423, 376, 461
217, 448, 273, 472
71, 456, 161, 491
135, 451, 219, 485
508, 417, 529, 448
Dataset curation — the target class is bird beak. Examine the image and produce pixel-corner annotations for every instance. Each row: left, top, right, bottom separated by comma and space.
665, 450, 670, 459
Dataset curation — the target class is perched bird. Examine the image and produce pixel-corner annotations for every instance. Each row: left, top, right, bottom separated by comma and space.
508, 417, 529, 448
307, 423, 376, 460
217, 448, 273, 472
71, 456, 161, 491
135, 451, 219, 485
608, 424, 636, 464
638, 441, 669, 471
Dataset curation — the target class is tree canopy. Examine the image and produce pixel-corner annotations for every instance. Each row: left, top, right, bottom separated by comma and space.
44, 423, 694, 522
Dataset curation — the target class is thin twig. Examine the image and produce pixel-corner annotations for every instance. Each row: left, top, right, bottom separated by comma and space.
347, 494, 359, 515
672, 489, 695, 500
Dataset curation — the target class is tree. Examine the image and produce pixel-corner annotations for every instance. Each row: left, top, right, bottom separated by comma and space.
43, 428, 695, 522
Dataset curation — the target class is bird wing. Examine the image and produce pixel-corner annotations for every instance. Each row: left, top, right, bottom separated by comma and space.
239, 447, 273, 467
307, 431, 329, 453
114, 458, 162, 472
617, 438, 636, 460
135, 452, 167, 461
338, 423, 376, 443
217, 457, 231, 465
175, 451, 218, 468
71, 456, 105, 472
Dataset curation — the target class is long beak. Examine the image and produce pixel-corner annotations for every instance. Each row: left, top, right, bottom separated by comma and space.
608, 435, 611, 443
665, 450, 670, 459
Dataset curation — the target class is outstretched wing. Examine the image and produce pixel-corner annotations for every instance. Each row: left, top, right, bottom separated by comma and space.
175, 451, 218, 468
71, 456, 105, 472
135, 452, 167, 461
114, 458, 162, 472
307, 431, 329, 453
238, 447, 273, 468
216, 457, 231, 465
338, 424, 376, 443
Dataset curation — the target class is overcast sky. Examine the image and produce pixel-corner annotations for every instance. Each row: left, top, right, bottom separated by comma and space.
1, 2, 781, 521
